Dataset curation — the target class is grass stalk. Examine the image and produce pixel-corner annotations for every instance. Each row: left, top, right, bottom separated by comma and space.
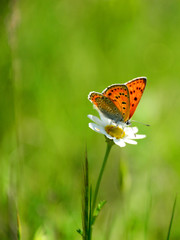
166, 195, 177, 240
82, 149, 89, 240
88, 186, 92, 240
92, 141, 113, 214
88, 140, 113, 239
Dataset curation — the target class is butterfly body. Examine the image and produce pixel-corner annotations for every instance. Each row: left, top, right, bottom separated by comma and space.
88, 77, 147, 124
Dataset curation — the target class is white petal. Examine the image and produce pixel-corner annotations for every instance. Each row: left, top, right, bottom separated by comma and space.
88, 123, 106, 135
88, 122, 116, 140
124, 139, 137, 145
133, 134, 146, 139
104, 133, 114, 140
131, 127, 138, 134
126, 134, 146, 140
124, 127, 138, 136
87, 115, 103, 125
114, 139, 126, 147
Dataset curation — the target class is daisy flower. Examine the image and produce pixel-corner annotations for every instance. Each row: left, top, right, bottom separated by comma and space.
88, 114, 146, 147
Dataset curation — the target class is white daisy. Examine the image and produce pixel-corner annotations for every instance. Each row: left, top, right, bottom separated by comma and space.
88, 114, 146, 147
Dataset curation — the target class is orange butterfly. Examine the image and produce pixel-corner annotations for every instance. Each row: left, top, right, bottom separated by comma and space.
88, 77, 147, 125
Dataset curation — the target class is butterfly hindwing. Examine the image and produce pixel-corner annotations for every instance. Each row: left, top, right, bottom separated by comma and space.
88, 92, 123, 122
102, 84, 130, 122
126, 77, 147, 119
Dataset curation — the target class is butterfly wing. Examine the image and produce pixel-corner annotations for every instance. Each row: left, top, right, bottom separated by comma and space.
126, 77, 147, 119
88, 92, 124, 122
102, 84, 130, 122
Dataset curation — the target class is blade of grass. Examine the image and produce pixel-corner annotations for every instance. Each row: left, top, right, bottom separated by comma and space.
166, 195, 177, 240
82, 149, 89, 240
17, 212, 21, 240
88, 186, 92, 240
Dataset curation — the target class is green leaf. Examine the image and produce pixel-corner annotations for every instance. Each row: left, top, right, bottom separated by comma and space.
91, 200, 107, 225
76, 229, 83, 236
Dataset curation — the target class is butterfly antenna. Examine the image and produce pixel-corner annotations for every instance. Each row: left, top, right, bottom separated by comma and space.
131, 120, 150, 127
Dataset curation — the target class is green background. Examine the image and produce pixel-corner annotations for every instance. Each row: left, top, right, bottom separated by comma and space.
1, 0, 180, 239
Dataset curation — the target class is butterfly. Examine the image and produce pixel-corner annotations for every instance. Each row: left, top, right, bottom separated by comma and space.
88, 77, 147, 125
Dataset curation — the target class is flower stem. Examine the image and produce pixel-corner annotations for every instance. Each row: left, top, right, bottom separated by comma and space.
92, 140, 113, 218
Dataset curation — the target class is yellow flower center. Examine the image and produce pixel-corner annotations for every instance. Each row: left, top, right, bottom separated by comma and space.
105, 125, 125, 139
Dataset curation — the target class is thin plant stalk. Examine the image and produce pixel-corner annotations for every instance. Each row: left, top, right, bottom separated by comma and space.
82, 149, 89, 240
92, 140, 113, 213
88, 139, 113, 239
166, 195, 177, 240
88, 186, 92, 240
78, 139, 113, 239
17, 212, 21, 240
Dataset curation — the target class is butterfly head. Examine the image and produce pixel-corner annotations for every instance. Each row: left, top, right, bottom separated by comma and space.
125, 120, 131, 126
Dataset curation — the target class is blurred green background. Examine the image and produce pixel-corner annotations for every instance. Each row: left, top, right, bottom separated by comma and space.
1, 0, 180, 239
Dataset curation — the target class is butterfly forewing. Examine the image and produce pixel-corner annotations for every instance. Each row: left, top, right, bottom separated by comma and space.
88, 92, 123, 122
88, 92, 124, 122
126, 77, 147, 119
102, 84, 130, 122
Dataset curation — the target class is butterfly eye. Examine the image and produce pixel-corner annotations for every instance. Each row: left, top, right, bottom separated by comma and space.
126, 120, 131, 125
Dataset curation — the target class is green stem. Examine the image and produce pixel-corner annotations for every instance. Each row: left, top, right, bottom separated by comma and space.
92, 140, 113, 216
88, 139, 113, 240
88, 140, 113, 240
